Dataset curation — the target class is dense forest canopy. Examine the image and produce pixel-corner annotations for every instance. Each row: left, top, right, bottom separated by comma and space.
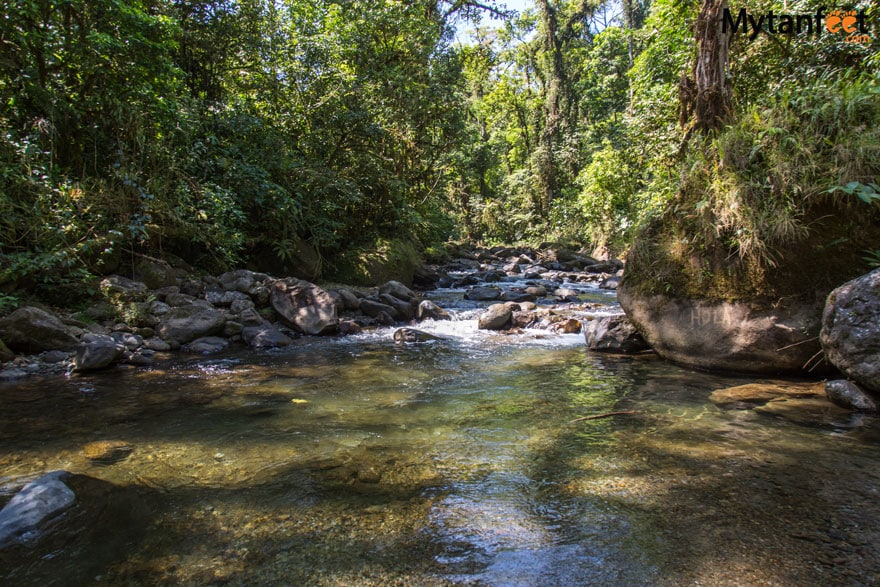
0, 0, 878, 303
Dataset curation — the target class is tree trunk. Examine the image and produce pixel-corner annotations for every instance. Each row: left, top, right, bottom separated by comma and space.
679, 0, 731, 135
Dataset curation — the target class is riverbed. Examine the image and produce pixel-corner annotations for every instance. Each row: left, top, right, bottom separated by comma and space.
1, 286, 880, 585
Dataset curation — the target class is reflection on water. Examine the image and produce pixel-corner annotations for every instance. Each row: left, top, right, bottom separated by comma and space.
1, 329, 880, 585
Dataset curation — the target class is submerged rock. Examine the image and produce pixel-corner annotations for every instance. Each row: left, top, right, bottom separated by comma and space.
820, 268, 880, 393
392, 328, 446, 344
0, 471, 75, 548
709, 382, 825, 409
82, 441, 133, 463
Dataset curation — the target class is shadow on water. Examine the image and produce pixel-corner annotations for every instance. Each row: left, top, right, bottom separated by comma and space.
1, 338, 880, 585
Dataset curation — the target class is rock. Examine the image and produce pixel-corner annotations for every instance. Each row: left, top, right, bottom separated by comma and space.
40, 350, 69, 363
149, 300, 172, 316
478, 303, 517, 330
0, 307, 78, 353
753, 395, 852, 425
583, 314, 649, 353
334, 289, 361, 311
709, 382, 824, 408
553, 287, 579, 299
525, 285, 548, 297
143, 337, 171, 352
379, 280, 417, 302
165, 292, 196, 307
134, 258, 178, 289
338, 320, 362, 335
151, 285, 179, 300
110, 332, 143, 351
157, 305, 226, 344
242, 324, 294, 348
125, 349, 154, 366
220, 321, 242, 337
820, 269, 880, 393
825, 379, 878, 412
218, 269, 260, 293
618, 288, 824, 373
551, 318, 582, 334
379, 294, 415, 321
82, 441, 133, 463
465, 286, 503, 301
0, 339, 14, 362
360, 299, 398, 320
392, 328, 447, 343
501, 291, 537, 303
99, 276, 148, 300
74, 336, 125, 372
412, 265, 445, 289
600, 275, 621, 290
417, 300, 450, 321
182, 336, 229, 354
0, 471, 75, 548
75, 302, 118, 323
270, 278, 338, 335
205, 288, 251, 307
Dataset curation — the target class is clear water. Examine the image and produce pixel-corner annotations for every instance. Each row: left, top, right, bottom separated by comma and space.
2, 297, 880, 585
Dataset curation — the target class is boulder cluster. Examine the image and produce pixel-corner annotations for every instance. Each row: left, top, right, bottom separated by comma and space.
0, 268, 445, 376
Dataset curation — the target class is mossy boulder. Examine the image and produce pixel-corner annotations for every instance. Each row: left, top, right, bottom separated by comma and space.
329, 239, 422, 287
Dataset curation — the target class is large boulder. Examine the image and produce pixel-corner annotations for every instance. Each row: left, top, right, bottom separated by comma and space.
478, 303, 517, 330
583, 314, 649, 353
156, 305, 226, 344
270, 278, 338, 335
74, 335, 125, 372
820, 269, 880, 393
617, 288, 823, 373
0, 307, 78, 353
0, 471, 75, 548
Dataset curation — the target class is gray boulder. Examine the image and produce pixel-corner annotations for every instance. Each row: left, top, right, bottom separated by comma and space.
0, 471, 75, 548
583, 314, 649, 353
478, 303, 518, 330
157, 305, 226, 344
335, 288, 361, 311
618, 288, 822, 372
270, 278, 338, 335
825, 379, 878, 413
417, 300, 450, 321
99, 275, 148, 300
74, 335, 125, 371
182, 336, 229, 354
379, 280, 417, 302
465, 286, 503, 301
0, 306, 78, 353
360, 299, 398, 320
820, 269, 880, 393
205, 288, 251, 307
379, 294, 415, 321
242, 324, 294, 348
218, 269, 266, 293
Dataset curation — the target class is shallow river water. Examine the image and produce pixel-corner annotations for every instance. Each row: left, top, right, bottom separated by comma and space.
2, 287, 880, 586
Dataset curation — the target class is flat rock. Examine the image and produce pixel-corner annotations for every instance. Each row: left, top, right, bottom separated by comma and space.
709, 382, 825, 408
82, 441, 133, 463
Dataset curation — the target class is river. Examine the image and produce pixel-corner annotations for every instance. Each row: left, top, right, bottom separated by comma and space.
1, 283, 879, 585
